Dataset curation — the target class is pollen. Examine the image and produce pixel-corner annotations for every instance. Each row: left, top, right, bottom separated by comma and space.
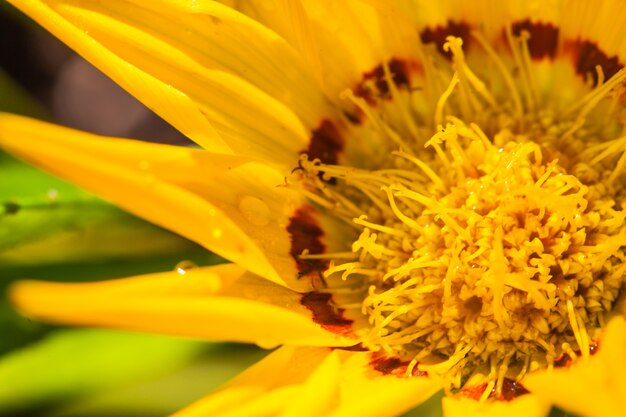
292, 34, 626, 398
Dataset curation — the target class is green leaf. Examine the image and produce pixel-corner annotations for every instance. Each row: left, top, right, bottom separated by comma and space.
0, 329, 213, 416
40, 344, 267, 417
0, 151, 206, 268
402, 390, 443, 417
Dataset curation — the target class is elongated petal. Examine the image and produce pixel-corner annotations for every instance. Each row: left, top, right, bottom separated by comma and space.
442, 395, 551, 417
0, 156, 201, 265
326, 351, 441, 417
229, 1, 384, 96
6, 0, 230, 153
126, 0, 332, 129
9, 264, 352, 347
395, 0, 624, 112
561, 0, 626, 63
8, 0, 333, 166
523, 316, 626, 417
171, 346, 331, 417
174, 346, 441, 417
0, 114, 309, 288
278, 350, 342, 417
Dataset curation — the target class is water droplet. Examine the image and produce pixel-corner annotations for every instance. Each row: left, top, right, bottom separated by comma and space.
238, 196, 271, 227
175, 260, 198, 275
47, 189, 58, 201
212, 228, 223, 239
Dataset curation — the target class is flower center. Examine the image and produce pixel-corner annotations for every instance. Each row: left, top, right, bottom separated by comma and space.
292, 35, 626, 397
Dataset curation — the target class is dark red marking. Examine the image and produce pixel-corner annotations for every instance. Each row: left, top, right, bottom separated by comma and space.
511, 19, 559, 60
460, 383, 489, 401
463, 296, 483, 314
460, 378, 528, 402
306, 119, 344, 165
370, 354, 428, 377
334, 343, 368, 352
420, 20, 471, 57
287, 207, 326, 275
565, 39, 623, 85
342, 110, 361, 124
300, 292, 353, 334
354, 58, 412, 103
554, 341, 600, 368
553, 354, 572, 368
499, 379, 530, 401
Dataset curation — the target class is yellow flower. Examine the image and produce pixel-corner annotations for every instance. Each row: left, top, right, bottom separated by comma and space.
1, 1, 626, 416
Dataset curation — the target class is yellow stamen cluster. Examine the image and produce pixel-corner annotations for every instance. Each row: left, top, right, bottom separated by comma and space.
294, 34, 626, 395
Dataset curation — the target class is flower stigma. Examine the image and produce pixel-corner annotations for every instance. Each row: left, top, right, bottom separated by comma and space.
291, 34, 626, 400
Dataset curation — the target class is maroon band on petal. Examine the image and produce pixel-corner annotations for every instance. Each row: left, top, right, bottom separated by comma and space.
511, 19, 559, 60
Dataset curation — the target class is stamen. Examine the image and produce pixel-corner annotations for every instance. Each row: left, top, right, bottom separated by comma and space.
505, 26, 536, 112
562, 69, 626, 139
392, 187, 469, 239
444, 36, 499, 111
424, 126, 452, 167
381, 186, 419, 229
293, 34, 626, 396
567, 299, 590, 359
566, 68, 626, 115
341, 88, 413, 152
353, 215, 404, 236
517, 30, 541, 107
393, 149, 444, 187
435, 72, 459, 127
471, 30, 524, 123
381, 61, 420, 139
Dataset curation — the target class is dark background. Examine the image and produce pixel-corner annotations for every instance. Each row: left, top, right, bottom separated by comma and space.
0, 2, 189, 145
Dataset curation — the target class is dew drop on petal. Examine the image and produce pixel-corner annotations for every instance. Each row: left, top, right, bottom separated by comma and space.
175, 260, 198, 276
212, 228, 223, 239
238, 196, 271, 227
47, 189, 58, 201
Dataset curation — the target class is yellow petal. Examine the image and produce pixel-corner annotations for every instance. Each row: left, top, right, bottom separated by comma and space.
326, 351, 441, 417
0, 113, 309, 289
9, 264, 352, 347
523, 315, 626, 417
127, 0, 333, 129
398, 0, 561, 43
442, 394, 551, 417
561, 0, 626, 64
278, 349, 341, 417
175, 346, 441, 417
8, 0, 327, 166
172, 346, 332, 417
230, 0, 389, 98
7, 0, 229, 153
